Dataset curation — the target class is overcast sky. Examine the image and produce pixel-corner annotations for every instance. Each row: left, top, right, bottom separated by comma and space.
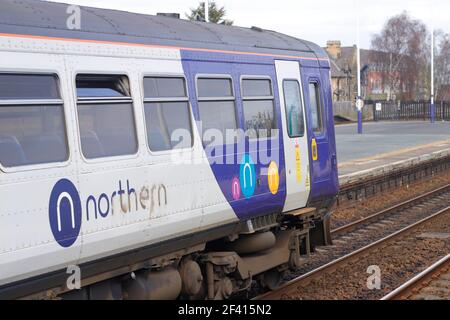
47, 0, 448, 49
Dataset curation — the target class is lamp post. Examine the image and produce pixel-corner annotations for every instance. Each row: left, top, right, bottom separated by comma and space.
430, 15, 435, 123
356, 3, 363, 134
204, 0, 209, 22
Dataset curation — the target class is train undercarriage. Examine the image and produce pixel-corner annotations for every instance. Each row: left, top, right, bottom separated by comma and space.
57, 206, 333, 300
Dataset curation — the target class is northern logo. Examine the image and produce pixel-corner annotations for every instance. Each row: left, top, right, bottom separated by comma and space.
49, 179, 82, 248
239, 154, 256, 199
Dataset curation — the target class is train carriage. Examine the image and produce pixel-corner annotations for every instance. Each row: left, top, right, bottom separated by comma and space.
0, 0, 338, 299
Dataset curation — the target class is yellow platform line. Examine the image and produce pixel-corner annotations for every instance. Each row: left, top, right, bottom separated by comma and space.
338, 139, 450, 169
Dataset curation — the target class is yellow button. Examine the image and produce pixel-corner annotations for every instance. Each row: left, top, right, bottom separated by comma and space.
268, 161, 280, 195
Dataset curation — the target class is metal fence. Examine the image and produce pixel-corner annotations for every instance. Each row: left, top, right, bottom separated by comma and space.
370, 101, 450, 121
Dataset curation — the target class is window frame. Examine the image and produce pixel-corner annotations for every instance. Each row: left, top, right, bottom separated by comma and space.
74, 72, 140, 163
0, 71, 71, 173
282, 78, 306, 138
308, 80, 325, 135
141, 74, 195, 154
240, 75, 277, 140
195, 74, 239, 145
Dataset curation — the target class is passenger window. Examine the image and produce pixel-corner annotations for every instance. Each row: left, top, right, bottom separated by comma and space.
309, 82, 324, 133
197, 77, 237, 144
242, 78, 277, 139
0, 73, 68, 168
143, 77, 193, 151
283, 80, 305, 137
76, 74, 138, 159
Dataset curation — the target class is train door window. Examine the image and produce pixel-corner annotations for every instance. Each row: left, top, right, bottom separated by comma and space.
197, 77, 237, 145
143, 77, 193, 151
76, 74, 138, 159
308, 82, 324, 133
241, 78, 277, 139
283, 80, 305, 137
0, 73, 68, 168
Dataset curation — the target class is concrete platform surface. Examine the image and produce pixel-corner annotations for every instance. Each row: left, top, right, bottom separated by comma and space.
336, 121, 450, 178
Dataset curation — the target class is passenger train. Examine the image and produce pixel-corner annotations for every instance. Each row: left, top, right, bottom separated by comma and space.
0, 0, 339, 299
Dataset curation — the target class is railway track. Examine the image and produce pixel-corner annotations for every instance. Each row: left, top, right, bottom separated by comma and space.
278, 183, 450, 281
332, 184, 450, 237
382, 254, 450, 300
254, 187, 450, 300
256, 206, 450, 300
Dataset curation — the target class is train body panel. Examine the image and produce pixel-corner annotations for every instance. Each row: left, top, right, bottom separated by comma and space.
0, 0, 339, 299
181, 50, 287, 221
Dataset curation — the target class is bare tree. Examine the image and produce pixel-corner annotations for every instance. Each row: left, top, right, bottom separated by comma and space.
434, 31, 450, 100
371, 11, 428, 101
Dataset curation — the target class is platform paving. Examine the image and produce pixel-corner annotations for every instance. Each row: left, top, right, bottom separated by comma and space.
335, 121, 450, 179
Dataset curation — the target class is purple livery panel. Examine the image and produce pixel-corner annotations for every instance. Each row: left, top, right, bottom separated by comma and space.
181, 50, 338, 220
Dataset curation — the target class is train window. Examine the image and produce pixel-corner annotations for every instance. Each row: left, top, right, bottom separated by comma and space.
197, 78, 233, 98
308, 82, 323, 133
241, 78, 277, 139
76, 74, 138, 159
143, 77, 193, 151
0, 73, 68, 168
197, 77, 237, 144
242, 78, 272, 97
283, 80, 305, 137
0, 73, 60, 100
144, 77, 187, 98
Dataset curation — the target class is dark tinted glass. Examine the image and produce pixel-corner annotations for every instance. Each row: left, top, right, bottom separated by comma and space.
0, 74, 60, 100
242, 79, 272, 97
0, 105, 68, 167
283, 80, 305, 137
243, 100, 276, 139
198, 101, 237, 143
76, 75, 131, 98
144, 77, 186, 98
145, 102, 192, 151
77, 103, 137, 158
197, 78, 233, 98
309, 82, 323, 133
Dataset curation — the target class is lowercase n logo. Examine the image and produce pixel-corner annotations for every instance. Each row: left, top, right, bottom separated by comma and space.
49, 179, 82, 248
239, 154, 256, 199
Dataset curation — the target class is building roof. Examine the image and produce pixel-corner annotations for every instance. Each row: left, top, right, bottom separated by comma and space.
329, 59, 348, 78
0, 0, 328, 61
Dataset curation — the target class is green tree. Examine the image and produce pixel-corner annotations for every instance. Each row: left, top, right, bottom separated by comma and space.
186, 1, 233, 25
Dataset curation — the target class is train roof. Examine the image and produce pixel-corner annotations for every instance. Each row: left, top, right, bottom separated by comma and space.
0, 0, 328, 61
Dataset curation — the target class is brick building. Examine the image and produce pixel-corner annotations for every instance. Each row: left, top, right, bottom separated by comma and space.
325, 41, 397, 102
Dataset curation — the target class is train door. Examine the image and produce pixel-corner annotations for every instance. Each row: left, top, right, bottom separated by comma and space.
275, 60, 310, 211
302, 66, 335, 199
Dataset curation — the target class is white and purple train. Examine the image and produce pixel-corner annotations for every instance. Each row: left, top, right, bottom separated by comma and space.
0, 0, 339, 299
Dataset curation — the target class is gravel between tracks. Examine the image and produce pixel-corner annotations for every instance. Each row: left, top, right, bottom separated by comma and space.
332, 171, 450, 229
280, 210, 450, 300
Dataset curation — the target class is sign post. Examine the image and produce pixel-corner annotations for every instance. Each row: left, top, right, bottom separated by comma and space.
430, 12, 435, 123
356, 5, 363, 134
356, 98, 363, 134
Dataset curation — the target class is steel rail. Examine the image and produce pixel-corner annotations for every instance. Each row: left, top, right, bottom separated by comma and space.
331, 183, 450, 237
381, 253, 450, 300
256, 206, 450, 300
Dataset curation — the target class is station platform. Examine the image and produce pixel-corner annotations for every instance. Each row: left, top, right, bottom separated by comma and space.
336, 121, 450, 184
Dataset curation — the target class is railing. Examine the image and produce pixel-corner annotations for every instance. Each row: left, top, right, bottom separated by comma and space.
370, 101, 450, 121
